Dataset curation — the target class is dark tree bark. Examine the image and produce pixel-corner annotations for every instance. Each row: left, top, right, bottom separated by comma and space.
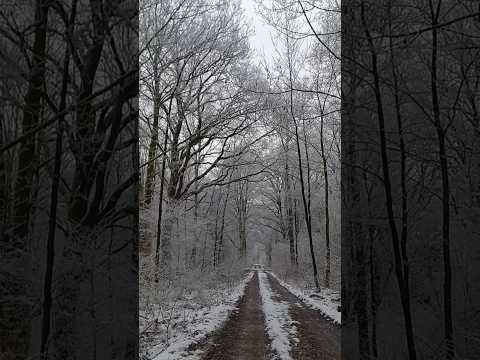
68, 0, 107, 224
216, 184, 230, 265
294, 197, 299, 265
285, 159, 296, 265
155, 125, 168, 267
213, 193, 221, 267
144, 94, 160, 206
363, 167, 379, 359
236, 180, 248, 259
387, 10, 416, 360
190, 141, 203, 267
361, 3, 417, 359
292, 99, 319, 289
319, 109, 331, 287
429, 2, 454, 357
13, 0, 49, 239
159, 93, 184, 270
286, 33, 319, 289
40, 1, 76, 353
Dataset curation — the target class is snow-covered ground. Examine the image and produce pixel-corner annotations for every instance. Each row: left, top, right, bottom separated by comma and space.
140, 272, 254, 360
269, 272, 341, 324
258, 271, 298, 360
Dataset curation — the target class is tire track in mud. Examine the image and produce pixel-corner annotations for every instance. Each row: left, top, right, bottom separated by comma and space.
201, 272, 273, 360
199, 271, 340, 360
266, 272, 341, 360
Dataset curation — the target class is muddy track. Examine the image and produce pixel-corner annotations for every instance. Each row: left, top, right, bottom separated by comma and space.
201, 272, 273, 360
266, 272, 341, 360
200, 271, 340, 360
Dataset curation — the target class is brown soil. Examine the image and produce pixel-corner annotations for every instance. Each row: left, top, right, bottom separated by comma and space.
201, 272, 273, 360
266, 272, 341, 360
199, 271, 340, 360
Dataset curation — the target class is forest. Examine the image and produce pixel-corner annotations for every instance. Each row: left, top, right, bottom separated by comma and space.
1, 0, 479, 359
0, 1, 138, 359
138, 0, 341, 358
343, 0, 480, 359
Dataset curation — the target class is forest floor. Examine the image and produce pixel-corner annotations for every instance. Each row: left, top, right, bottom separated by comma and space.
142, 270, 340, 359
200, 272, 271, 359
200, 271, 340, 360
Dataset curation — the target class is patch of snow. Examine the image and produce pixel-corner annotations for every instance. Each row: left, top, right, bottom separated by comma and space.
268, 272, 341, 325
143, 272, 254, 360
258, 271, 298, 360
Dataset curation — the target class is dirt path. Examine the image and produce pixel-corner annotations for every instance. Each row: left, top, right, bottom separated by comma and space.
200, 271, 340, 360
201, 272, 272, 360
266, 272, 341, 360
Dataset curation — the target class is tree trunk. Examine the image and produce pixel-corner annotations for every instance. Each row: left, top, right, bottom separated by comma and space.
285, 159, 296, 265
41, 115, 61, 359
267, 238, 273, 268
191, 145, 201, 267
68, 0, 107, 224
155, 125, 168, 267
320, 111, 331, 288
13, 0, 49, 239
388, 13, 414, 360
363, 168, 379, 359
430, 3, 453, 357
342, 6, 370, 351
159, 97, 183, 271
239, 205, 247, 258
293, 108, 319, 288
160, 199, 178, 273
213, 194, 221, 267
237, 180, 248, 259
294, 196, 299, 265
217, 185, 230, 265
144, 94, 160, 206
40, 6, 75, 351
286, 32, 319, 289
361, 3, 417, 358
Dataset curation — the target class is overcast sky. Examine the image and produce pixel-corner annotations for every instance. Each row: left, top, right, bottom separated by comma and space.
240, 0, 276, 65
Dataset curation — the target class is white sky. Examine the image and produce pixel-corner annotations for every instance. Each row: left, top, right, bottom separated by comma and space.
240, 0, 276, 65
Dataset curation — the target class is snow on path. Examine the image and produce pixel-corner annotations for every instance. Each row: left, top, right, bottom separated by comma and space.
258, 271, 298, 360
268, 272, 341, 324
151, 272, 255, 360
